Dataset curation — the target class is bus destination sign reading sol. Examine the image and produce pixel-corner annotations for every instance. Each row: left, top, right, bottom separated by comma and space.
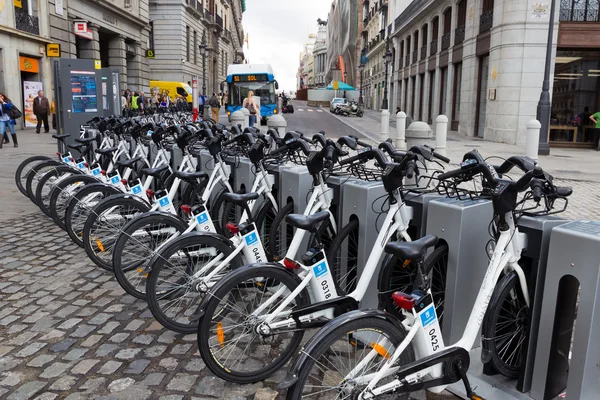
233, 74, 268, 82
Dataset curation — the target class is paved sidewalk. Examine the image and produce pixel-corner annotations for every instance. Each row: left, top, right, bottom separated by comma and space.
315, 105, 600, 221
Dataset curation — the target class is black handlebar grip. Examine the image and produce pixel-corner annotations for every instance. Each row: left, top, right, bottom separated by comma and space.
531, 179, 543, 203
339, 150, 369, 166
406, 161, 416, 180
379, 141, 396, 155
270, 143, 292, 157
433, 152, 451, 163
325, 145, 335, 161
438, 168, 464, 180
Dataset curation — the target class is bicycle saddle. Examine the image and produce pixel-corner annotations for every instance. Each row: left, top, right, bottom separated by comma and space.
74, 137, 97, 145
52, 134, 70, 141
117, 156, 144, 168
221, 192, 259, 206
173, 170, 208, 183
95, 147, 118, 155
385, 235, 438, 261
141, 164, 169, 177
285, 211, 329, 232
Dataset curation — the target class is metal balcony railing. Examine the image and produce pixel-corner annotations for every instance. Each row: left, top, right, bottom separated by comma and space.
480, 9, 493, 33
420, 45, 427, 60
560, 7, 600, 21
455, 25, 465, 44
412, 50, 418, 63
405, 55, 410, 67
15, 7, 39, 35
441, 32, 451, 50
430, 39, 438, 55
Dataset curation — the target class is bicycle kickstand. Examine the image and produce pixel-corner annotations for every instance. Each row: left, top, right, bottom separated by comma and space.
454, 360, 486, 400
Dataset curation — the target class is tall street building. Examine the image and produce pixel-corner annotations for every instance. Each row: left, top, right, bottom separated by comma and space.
326, 0, 360, 88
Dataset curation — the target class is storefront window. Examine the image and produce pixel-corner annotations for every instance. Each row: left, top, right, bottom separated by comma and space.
550, 50, 600, 145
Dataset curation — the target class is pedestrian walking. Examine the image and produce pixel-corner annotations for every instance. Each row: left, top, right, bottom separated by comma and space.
33, 90, 50, 134
0, 92, 20, 148
589, 110, 600, 150
243, 90, 260, 128
138, 91, 146, 112
51, 100, 57, 131
208, 93, 220, 123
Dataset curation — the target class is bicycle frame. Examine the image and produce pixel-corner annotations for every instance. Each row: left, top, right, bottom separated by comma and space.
353, 211, 529, 398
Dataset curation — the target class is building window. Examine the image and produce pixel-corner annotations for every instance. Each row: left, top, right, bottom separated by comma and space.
439, 66, 448, 115
194, 31, 197, 64
125, 0, 132, 8
186, 26, 190, 62
452, 62, 463, 124
149, 21, 155, 50
428, 70, 435, 123
560, 0, 600, 21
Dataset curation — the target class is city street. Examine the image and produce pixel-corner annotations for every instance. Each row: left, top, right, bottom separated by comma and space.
283, 101, 364, 139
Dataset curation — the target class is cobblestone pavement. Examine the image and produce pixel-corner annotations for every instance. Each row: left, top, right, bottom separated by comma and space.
0, 214, 431, 400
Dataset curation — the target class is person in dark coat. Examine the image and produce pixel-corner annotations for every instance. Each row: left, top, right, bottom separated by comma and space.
32, 90, 50, 134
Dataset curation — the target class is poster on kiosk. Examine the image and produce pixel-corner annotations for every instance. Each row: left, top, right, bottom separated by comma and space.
23, 81, 43, 127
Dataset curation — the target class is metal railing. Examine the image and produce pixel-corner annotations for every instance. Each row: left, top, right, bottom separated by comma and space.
455, 24, 465, 44
480, 9, 493, 33
15, 7, 39, 35
430, 39, 438, 55
405, 54, 410, 67
441, 32, 450, 50
559, 8, 600, 21
216, 14, 223, 28
185, 0, 202, 12
420, 45, 427, 60
412, 50, 418, 64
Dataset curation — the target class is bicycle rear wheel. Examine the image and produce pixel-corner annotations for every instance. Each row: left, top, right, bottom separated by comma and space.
268, 202, 294, 261
285, 315, 415, 400
482, 270, 529, 378
15, 155, 51, 196
49, 175, 98, 231
112, 212, 188, 299
35, 165, 81, 217
83, 195, 151, 271
25, 160, 61, 204
197, 265, 310, 384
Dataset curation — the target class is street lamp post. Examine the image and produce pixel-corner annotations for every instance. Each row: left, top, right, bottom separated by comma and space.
199, 31, 208, 98
359, 63, 365, 105
343, 71, 347, 83
536, 0, 556, 156
381, 37, 392, 110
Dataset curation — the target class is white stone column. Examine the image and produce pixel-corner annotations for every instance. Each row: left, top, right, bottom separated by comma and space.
526, 119, 541, 161
108, 36, 127, 91
396, 111, 407, 150
78, 24, 100, 60
267, 114, 287, 136
381, 109, 390, 141
240, 107, 250, 129
435, 115, 448, 156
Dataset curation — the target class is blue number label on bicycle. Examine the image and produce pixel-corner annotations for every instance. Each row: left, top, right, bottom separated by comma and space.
131, 185, 142, 195
313, 262, 328, 279
77, 162, 86, 169
92, 168, 101, 176
196, 212, 209, 224
147, 130, 153, 137
244, 232, 258, 246
63, 157, 71, 163
419, 305, 437, 327
159, 197, 170, 207
111, 176, 120, 185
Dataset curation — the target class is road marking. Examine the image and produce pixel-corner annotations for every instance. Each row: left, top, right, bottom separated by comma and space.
298, 109, 304, 111
308, 109, 314, 112
317, 110, 323, 113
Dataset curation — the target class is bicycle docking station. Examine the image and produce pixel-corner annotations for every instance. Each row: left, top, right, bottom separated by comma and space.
531, 220, 600, 400
444, 214, 569, 400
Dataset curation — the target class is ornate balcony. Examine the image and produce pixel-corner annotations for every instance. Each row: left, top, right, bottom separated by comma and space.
412, 50, 418, 64
430, 39, 438, 56
420, 45, 427, 60
480, 9, 493, 34
405, 55, 410, 67
455, 25, 465, 44
441, 32, 450, 50
15, 7, 39, 35
560, 7, 600, 21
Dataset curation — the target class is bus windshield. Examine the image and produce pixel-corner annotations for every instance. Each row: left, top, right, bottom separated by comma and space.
229, 81, 275, 107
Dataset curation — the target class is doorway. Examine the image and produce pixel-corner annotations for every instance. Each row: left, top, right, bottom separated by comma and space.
476, 55, 489, 138
19, 55, 43, 130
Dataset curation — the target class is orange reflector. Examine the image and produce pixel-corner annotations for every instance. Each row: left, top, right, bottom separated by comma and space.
402, 259, 411, 269
371, 342, 390, 359
471, 396, 484, 400
217, 322, 225, 348
95, 239, 105, 252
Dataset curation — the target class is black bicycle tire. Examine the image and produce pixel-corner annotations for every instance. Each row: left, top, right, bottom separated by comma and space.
64, 184, 121, 247
25, 160, 61, 204
49, 175, 99, 231
216, 188, 246, 238
198, 265, 310, 384
267, 201, 294, 261
326, 218, 359, 295
145, 233, 242, 333
35, 166, 81, 217
209, 188, 233, 236
112, 212, 188, 299
286, 316, 415, 400
15, 155, 51, 196
422, 243, 449, 326
253, 198, 278, 262
481, 270, 528, 378
83, 196, 151, 271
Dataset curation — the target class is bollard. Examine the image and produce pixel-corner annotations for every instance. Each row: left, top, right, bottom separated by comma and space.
381, 109, 390, 141
526, 119, 541, 161
230, 110, 244, 130
267, 114, 287, 136
435, 115, 448, 156
240, 107, 250, 129
396, 111, 407, 150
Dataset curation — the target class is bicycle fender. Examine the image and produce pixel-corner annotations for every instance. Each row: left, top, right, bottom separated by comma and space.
191, 262, 301, 322
122, 210, 186, 230
277, 309, 406, 390
376, 253, 395, 307
94, 192, 152, 209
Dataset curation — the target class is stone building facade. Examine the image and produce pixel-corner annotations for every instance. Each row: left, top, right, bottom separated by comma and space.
388, 0, 560, 144
149, 0, 245, 96
361, 0, 390, 110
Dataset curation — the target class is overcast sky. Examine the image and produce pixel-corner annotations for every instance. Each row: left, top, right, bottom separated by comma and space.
243, 0, 332, 93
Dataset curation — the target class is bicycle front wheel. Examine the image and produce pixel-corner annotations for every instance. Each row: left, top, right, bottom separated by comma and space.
198, 265, 310, 384
482, 270, 529, 378
15, 155, 51, 196
49, 174, 98, 231
35, 165, 81, 217
286, 315, 415, 400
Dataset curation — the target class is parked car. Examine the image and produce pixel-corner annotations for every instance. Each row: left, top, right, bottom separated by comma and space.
330, 98, 345, 113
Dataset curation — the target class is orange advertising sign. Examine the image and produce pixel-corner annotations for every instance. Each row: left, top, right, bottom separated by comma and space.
19, 56, 39, 73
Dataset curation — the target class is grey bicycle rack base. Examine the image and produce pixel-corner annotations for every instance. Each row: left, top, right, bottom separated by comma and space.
405, 193, 442, 238
197, 150, 220, 207
229, 157, 254, 193
531, 220, 600, 400
425, 198, 493, 345
340, 180, 387, 309
278, 166, 315, 254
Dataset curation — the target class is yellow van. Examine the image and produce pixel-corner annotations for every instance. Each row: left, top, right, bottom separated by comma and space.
149, 81, 193, 102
